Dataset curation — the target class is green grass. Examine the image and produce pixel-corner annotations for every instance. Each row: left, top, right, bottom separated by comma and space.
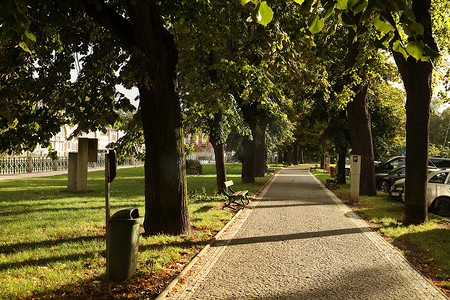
0, 164, 274, 299
313, 168, 450, 290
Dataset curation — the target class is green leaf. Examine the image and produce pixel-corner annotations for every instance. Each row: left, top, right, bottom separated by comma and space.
293, 0, 305, 4
392, 40, 408, 59
360, 5, 375, 22
24, 30, 36, 42
241, 0, 253, 5
373, 0, 385, 10
402, 8, 415, 21
406, 40, 424, 61
18, 41, 31, 53
256, 1, 274, 26
309, 15, 324, 34
408, 22, 424, 36
339, 12, 357, 31
323, 2, 335, 18
347, 0, 360, 10
373, 14, 394, 33
336, 0, 348, 10
385, 0, 406, 11
402, 24, 413, 37
422, 45, 440, 60
351, 0, 368, 14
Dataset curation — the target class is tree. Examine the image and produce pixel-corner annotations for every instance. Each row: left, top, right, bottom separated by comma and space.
247, 0, 446, 223
1, 0, 189, 235
381, 0, 440, 225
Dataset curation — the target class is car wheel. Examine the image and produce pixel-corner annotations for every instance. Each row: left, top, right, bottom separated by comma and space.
433, 197, 450, 217
379, 180, 390, 193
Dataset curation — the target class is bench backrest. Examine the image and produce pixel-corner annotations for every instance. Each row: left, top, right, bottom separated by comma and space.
224, 180, 234, 188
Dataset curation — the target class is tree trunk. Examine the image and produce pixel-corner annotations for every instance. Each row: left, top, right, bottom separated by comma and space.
253, 119, 266, 177
345, 17, 376, 196
131, 3, 189, 235
402, 61, 431, 225
387, 0, 436, 225
211, 142, 227, 194
293, 144, 299, 165
336, 145, 347, 184
347, 83, 377, 196
300, 150, 304, 164
242, 136, 255, 183
208, 113, 228, 194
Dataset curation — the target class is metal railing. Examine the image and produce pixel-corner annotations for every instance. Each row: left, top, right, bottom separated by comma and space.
0, 156, 142, 175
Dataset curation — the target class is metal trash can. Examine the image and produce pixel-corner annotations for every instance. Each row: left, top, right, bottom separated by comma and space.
107, 208, 144, 281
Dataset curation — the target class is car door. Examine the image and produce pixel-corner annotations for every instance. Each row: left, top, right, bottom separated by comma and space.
427, 171, 450, 204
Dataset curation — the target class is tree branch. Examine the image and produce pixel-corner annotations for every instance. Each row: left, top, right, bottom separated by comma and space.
80, 0, 136, 48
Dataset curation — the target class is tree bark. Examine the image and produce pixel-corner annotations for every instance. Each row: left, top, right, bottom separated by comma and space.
345, 17, 376, 196
242, 136, 255, 183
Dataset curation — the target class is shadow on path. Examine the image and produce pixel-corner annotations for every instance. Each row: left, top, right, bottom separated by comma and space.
213, 227, 373, 247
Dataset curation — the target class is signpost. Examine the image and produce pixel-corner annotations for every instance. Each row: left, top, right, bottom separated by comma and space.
350, 155, 361, 203
105, 150, 117, 292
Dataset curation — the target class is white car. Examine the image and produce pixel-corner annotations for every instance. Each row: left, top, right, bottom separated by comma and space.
390, 169, 450, 217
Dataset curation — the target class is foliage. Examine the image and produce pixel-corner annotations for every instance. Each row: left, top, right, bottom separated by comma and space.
107, 111, 144, 162
0, 1, 136, 155
369, 79, 406, 159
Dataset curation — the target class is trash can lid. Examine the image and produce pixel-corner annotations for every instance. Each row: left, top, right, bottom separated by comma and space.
110, 208, 141, 220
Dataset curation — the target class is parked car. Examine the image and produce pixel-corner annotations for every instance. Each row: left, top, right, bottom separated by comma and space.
389, 167, 438, 201
375, 166, 406, 192
390, 169, 450, 217
375, 156, 406, 173
345, 156, 450, 177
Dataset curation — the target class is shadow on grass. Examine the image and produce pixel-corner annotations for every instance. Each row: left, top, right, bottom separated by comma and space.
0, 203, 142, 219
0, 235, 105, 256
140, 238, 210, 252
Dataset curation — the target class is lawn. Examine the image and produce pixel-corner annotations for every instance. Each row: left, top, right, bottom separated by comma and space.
313, 168, 450, 296
0, 164, 275, 299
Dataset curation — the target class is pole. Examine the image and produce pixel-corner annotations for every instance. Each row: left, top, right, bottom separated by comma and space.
105, 153, 112, 292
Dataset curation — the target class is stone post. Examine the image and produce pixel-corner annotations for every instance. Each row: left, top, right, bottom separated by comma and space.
68, 152, 78, 191
27, 156, 33, 173
77, 138, 89, 192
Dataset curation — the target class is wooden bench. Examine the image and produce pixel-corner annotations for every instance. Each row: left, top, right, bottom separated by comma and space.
223, 180, 250, 207
309, 165, 318, 172
325, 178, 338, 189
266, 168, 275, 175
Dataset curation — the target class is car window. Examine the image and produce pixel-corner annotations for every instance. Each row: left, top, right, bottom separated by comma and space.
429, 172, 448, 184
390, 158, 405, 169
